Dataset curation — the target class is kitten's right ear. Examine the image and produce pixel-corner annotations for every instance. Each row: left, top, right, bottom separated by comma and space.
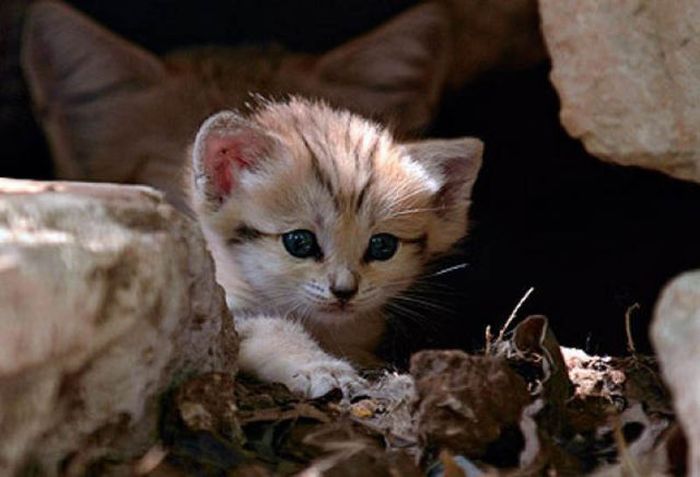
192, 112, 279, 210
21, 0, 166, 178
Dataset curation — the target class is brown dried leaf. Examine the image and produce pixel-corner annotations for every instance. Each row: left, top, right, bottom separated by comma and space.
410, 350, 530, 458
298, 422, 422, 477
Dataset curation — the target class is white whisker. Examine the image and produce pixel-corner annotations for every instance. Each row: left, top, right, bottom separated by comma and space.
427, 263, 468, 277
385, 302, 440, 332
393, 293, 453, 314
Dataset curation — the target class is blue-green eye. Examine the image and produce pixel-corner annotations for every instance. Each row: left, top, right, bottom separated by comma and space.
282, 229, 321, 259
366, 233, 399, 261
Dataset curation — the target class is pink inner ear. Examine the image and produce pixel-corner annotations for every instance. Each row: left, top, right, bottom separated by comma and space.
204, 135, 252, 198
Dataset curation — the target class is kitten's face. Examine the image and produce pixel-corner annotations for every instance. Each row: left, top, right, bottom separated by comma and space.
191, 99, 482, 321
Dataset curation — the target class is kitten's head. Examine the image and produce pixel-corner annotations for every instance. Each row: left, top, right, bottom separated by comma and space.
21, 1, 450, 209
191, 98, 482, 321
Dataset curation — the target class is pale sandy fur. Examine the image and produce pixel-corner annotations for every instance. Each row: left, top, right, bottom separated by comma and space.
191, 98, 482, 398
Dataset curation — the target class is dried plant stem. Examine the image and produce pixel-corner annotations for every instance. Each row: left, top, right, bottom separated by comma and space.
625, 303, 641, 355
133, 444, 168, 475
485, 325, 493, 354
497, 287, 535, 342
613, 421, 641, 477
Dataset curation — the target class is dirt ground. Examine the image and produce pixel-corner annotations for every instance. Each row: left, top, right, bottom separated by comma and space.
135, 314, 680, 477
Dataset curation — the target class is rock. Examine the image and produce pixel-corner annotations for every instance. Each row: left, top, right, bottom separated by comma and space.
0, 178, 237, 476
652, 271, 700, 476
540, 0, 700, 183
410, 350, 531, 459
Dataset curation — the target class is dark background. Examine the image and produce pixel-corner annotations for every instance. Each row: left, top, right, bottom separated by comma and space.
3, 0, 700, 360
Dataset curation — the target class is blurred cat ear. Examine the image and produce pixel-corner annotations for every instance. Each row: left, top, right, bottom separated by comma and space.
403, 137, 484, 206
191, 112, 279, 208
21, 0, 166, 179
287, 3, 450, 136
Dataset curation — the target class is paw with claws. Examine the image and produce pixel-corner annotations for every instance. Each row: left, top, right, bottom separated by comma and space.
286, 358, 367, 399
235, 316, 370, 399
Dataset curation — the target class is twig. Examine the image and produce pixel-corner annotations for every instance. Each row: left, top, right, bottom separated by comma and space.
133, 444, 168, 475
625, 303, 641, 355
497, 287, 535, 342
613, 420, 641, 477
485, 325, 493, 354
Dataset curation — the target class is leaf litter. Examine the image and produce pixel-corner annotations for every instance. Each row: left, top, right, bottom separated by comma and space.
134, 299, 680, 476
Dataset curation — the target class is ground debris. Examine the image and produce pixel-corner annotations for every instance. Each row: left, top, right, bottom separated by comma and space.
411, 350, 531, 463
139, 315, 676, 476
176, 372, 242, 438
297, 422, 422, 477
345, 371, 418, 450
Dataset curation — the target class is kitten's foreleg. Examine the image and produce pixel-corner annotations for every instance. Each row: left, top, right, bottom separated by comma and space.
235, 315, 366, 399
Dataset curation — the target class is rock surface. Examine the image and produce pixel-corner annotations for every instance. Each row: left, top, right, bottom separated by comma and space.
540, 0, 700, 183
652, 271, 700, 476
0, 179, 237, 476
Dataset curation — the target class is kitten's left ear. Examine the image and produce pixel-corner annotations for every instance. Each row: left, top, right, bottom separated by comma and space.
404, 137, 484, 206
191, 111, 281, 211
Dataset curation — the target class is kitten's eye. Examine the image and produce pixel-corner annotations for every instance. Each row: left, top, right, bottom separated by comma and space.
366, 233, 399, 261
282, 229, 321, 259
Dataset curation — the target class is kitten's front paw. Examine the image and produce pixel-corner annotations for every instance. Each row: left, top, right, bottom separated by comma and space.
288, 359, 366, 399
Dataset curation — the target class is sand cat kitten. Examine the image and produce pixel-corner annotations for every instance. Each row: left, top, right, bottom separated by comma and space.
22, 1, 450, 211
190, 98, 482, 397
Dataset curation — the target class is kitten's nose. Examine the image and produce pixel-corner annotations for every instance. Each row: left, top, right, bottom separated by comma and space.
330, 285, 358, 302
330, 268, 358, 303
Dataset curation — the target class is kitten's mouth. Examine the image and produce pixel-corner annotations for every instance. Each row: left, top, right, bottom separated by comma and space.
319, 303, 355, 314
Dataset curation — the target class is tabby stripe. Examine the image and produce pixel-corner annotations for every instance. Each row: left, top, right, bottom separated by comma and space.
355, 174, 373, 212
365, 135, 380, 163
303, 137, 332, 192
228, 225, 268, 244
301, 135, 341, 211
355, 135, 380, 212
346, 115, 356, 169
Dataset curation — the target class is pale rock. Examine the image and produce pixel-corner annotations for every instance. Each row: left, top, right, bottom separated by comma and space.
0, 179, 237, 476
651, 271, 700, 476
539, 0, 700, 183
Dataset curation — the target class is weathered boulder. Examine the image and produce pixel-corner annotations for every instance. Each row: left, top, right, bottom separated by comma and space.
0, 179, 237, 476
540, 0, 700, 183
652, 271, 700, 476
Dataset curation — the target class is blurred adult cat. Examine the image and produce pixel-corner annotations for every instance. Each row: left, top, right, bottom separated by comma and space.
22, 0, 450, 211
